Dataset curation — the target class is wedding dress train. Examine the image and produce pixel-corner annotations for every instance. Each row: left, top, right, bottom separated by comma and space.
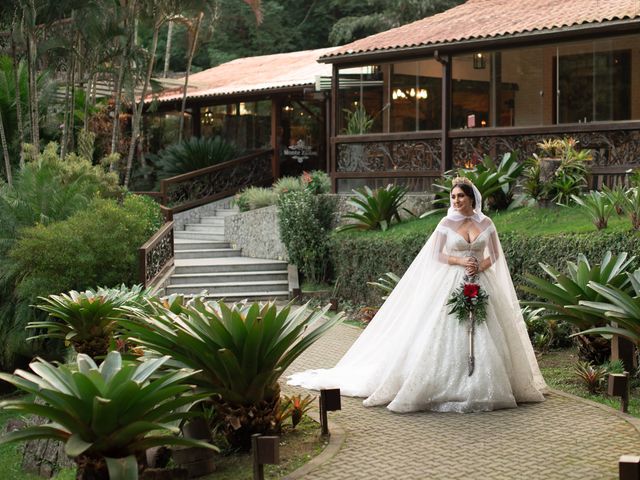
288, 216, 546, 413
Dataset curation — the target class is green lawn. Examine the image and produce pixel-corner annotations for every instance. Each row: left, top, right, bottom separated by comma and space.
335, 204, 632, 239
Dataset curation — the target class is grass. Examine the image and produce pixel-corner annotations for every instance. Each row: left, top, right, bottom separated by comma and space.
335, 204, 633, 240
203, 416, 326, 480
538, 348, 640, 418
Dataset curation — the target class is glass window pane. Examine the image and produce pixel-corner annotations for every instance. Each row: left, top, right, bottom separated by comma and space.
452, 53, 491, 129
337, 65, 384, 135
390, 60, 441, 132
500, 47, 544, 127
200, 101, 271, 152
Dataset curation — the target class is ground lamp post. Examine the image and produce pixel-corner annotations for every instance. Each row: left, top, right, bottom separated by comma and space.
608, 372, 630, 413
620, 455, 640, 480
319, 388, 341, 435
252, 434, 279, 480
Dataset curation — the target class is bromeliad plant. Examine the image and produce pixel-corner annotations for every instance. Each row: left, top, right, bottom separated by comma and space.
521, 252, 635, 363
120, 299, 343, 450
28, 285, 149, 358
0, 351, 216, 480
280, 394, 315, 428
622, 187, 640, 230
571, 191, 615, 230
575, 271, 640, 345
338, 184, 412, 232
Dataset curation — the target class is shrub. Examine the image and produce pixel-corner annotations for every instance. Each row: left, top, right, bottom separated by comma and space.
278, 190, 336, 283
234, 186, 278, 212
156, 136, 237, 179
622, 187, 640, 230
574, 361, 607, 394
273, 176, 303, 196
329, 228, 640, 307
338, 184, 410, 232
301, 170, 331, 194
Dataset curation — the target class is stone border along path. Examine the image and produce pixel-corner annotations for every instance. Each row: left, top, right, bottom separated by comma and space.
281, 323, 640, 480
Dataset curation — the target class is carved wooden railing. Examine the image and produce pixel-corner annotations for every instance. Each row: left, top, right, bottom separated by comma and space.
139, 220, 175, 289
136, 148, 274, 288
159, 148, 274, 213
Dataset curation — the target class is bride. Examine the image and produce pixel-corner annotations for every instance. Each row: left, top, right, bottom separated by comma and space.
288, 177, 546, 413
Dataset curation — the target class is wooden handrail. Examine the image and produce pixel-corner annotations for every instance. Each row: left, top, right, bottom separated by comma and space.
139, 220, 175, 288
159, 148, 274, 193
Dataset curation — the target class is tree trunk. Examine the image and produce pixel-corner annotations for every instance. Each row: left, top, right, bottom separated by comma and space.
60, 62, 72, 160
10, 30, 25, 168
123, 19, 161, 187
162, 20, 173, 78
0, 110, 12, 186
26, 0, 39, 151
177, 12, 203, 144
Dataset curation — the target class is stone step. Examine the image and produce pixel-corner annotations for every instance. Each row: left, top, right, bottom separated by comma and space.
175, 248, 242, 260
174, 259, 288, 275
174, 231, 226, 241
174, 240, 230, 251
181, 291, 291, 302
184, 224, 225, 233
170, 270, 288, 285
198, 217, 226, 225
214, 209, 239, 217
166, 280, 289, 295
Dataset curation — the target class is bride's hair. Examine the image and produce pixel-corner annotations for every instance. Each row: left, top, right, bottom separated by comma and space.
451, 182, 476, 208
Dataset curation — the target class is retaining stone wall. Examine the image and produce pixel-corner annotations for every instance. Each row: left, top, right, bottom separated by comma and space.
224, 205, 288, 261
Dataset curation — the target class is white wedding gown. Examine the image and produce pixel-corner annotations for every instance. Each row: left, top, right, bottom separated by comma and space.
288, 216, 546, 413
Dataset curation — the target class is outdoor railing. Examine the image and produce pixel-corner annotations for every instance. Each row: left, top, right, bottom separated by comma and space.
139, 220, 175, 289
159, 148, 274, 212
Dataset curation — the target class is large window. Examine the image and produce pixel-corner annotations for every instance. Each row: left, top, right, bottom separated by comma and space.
390, 60, 442, 132
200, 100, 271, 152
555, 38, 633, 123
337, 65, 384, 135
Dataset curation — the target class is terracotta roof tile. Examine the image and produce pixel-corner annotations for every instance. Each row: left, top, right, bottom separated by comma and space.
322, 0, 640, 60
154, 47, 338, 103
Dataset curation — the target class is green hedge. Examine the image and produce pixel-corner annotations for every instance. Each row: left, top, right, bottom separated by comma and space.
330, 229, 640, 305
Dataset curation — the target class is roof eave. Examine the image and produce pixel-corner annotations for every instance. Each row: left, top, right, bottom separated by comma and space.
319, 18, 640, 66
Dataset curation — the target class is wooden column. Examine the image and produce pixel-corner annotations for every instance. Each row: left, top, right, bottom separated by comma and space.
330, 64, 338, 193
436, 51, 452, 173
270, 97, 281, 180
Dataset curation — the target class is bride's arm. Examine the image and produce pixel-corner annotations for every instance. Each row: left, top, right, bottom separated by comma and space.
478, 226, 500, 272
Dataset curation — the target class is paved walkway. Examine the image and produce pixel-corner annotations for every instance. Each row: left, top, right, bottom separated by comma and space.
282, 324, 640, 480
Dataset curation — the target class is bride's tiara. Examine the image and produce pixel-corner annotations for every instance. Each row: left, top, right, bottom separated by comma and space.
452, 177, 474, 187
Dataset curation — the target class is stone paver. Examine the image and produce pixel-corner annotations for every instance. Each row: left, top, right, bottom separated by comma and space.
282, 324, 640, 480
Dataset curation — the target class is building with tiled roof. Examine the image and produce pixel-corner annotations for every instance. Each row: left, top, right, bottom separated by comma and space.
321, 0, 640, 192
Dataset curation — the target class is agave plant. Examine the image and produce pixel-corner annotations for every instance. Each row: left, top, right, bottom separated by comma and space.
120, 299, 343, 450
156, 136, 237, 180
28, 285, 149, 358
0, 351, 216, 480
367, 271, 401, 301
571, 191, 614, 230
521, 252, 635, 363
338, 184, 411, 232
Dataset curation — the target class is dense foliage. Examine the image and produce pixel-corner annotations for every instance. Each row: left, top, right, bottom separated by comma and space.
278, 190, 337, 283
155, 135, 237, 180
330, 227, 640, 306
338, 184, 410, 232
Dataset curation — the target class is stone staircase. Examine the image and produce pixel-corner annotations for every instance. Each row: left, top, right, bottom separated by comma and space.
167, 207, 290, 301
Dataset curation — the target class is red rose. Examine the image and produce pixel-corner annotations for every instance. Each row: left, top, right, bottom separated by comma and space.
463, 283, 480, 298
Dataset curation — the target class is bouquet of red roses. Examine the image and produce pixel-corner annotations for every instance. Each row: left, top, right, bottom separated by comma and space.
446, 281, 489, 324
